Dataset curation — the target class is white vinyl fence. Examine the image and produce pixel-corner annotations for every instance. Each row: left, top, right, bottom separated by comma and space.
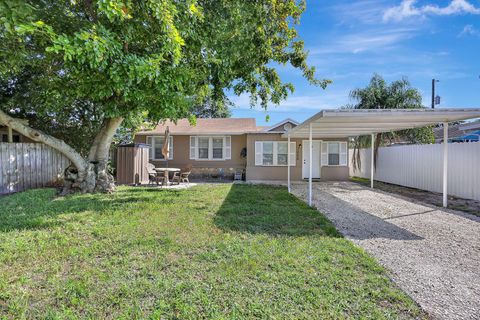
0, 143, 70, 195
349, 142, 480, 201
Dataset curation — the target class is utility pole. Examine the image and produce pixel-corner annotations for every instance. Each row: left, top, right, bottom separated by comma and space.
431, 79, 439, 109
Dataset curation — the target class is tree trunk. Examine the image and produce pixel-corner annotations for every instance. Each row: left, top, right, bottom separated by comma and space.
87, 117, 124, 192
0, 110, 123, 194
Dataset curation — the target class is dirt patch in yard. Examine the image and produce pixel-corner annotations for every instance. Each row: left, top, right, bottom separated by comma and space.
350, 177, 480, 217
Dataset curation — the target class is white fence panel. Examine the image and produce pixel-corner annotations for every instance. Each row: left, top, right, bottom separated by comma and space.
349, 142, 480, 201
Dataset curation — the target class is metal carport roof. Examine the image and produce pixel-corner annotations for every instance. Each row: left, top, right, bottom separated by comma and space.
282, 108, 480, 208
282, 109, 480, 138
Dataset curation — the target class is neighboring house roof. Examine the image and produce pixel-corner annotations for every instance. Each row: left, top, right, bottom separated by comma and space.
450, 130, 480, 142
263, 118, 299, 133
433, 120, 480, 142
137, 118, 262, 135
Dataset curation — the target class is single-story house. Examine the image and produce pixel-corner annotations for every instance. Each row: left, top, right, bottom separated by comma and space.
134, 108, 480, 208
134, 117, 350, 181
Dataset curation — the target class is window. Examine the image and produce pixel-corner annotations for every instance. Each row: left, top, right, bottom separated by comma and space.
189, 136, 231, 160
212, 138, 223, 159
328, 142, 340, 165
277, 142, 288, 165
262, 142, 274, 165
321, 141, 347, 166
146, 136, 173, 160
198, 137, 210, 159
255, 141, 296, 166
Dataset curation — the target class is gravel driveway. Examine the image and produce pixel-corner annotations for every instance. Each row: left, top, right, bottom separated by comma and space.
291, 181, 480, 320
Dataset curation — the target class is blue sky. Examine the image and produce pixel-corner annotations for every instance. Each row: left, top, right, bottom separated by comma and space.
231, 0, 480, 126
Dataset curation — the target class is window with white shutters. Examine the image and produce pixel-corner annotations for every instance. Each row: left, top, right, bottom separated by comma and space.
189, 136, 231, 160
322, 141, 348, 166
255, 141, 296, 166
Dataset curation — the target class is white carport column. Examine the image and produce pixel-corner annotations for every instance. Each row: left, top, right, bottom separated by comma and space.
443, 122, 448, 208
370, 133, 375, 189
308, 123, 313, 206
287, 134, 291, 193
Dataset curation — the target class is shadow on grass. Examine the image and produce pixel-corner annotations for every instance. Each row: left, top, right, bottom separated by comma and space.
214, 184, 341, 237
0, 187, 182, 233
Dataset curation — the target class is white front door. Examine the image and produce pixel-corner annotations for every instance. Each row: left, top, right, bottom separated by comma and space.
302, 140, 321, 179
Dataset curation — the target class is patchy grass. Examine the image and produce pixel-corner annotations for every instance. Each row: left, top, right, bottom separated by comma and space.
351, 176, 480, 217
0, 184, 426, 319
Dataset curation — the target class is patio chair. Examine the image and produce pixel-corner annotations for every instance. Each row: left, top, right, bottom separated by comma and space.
172, 164, 192, 184
147, 163, 166, 186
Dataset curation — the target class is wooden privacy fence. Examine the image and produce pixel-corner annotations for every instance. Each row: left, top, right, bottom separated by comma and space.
0, 143, 70, 195
349, 141, 480, 201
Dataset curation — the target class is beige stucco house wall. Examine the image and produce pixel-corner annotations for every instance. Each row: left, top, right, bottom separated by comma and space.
133, 134, 247, 177
245, 133, 349, 181
132, 117, 349, 181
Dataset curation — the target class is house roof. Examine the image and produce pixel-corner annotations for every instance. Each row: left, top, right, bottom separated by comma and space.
137, 118, 261, 135
263, 118, 299, 132
433, 120, 480, 141
282, 108, 480, 138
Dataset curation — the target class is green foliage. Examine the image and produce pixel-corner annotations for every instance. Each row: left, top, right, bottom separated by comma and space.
190, 96, 232, 118
0, 0, 328, 128
348, 74, 435, 169
0, 184, 426, 318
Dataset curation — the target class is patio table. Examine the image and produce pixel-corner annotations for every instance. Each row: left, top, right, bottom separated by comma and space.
155, 167, 181, 185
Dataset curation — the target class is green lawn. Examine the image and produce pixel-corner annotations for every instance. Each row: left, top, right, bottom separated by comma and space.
0, 184, 425, 319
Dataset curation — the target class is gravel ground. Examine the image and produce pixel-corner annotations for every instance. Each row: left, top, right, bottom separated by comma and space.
291, 181, 480, 320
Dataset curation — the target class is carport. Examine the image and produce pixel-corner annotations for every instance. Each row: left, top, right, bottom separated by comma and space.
283, 108, 480, 208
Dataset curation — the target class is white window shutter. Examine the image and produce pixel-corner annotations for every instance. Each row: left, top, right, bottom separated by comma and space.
255, 141, 263, 166
321, 142, 328, 166
340, 142, 347, 166
189, 136, 196, 160
225, 136, 231, 159
169, 136, 174, 160
147, 137, 153, 160
289, 142, 296, 166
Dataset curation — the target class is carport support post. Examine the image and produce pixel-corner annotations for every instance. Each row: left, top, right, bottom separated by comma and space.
370, 133, 374, 189
287, 134, 291, 193
443, 122, 448, 208
308, 123, 313, 206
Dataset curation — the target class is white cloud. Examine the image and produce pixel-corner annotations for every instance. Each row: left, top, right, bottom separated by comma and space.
330, 0, 391, 25
229, 91, 348, 112
310, 28, 415, 55
383, 0, 480, 22
458, 24, 480, 37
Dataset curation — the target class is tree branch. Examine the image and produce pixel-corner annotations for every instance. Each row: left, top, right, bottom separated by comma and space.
0, 109, 88, 173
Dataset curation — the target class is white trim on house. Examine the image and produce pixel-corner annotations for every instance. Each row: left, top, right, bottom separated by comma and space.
189, 136, 231, 161
146, 135, 173, 160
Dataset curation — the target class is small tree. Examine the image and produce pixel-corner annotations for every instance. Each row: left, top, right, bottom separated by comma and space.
0, 0, 329, 193
349, 74, 434, 170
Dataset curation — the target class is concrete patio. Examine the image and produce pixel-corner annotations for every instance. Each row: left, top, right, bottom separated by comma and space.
291, 181, 480, 320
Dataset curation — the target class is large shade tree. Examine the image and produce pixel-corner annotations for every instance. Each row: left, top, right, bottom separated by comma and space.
0, 0, 329, 193
349, 74, 434, 170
